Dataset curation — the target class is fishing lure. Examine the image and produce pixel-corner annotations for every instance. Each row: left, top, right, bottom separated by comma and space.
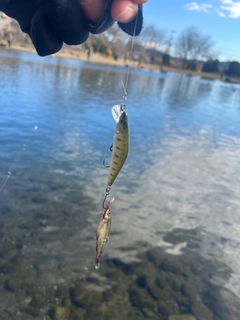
102, 99, 130, 208
101, 9, 139, 209
107, 106, 129, 187
95, 12, 139, 269
95, 197, 115, 269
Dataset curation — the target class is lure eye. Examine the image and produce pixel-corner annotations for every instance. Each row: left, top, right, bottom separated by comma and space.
121, 120, 124, 123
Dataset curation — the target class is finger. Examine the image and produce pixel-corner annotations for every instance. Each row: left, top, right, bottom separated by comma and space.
46, 0, 89, 46
131, 0, 148, 3
111, 0, 138, 23
30, 7, 63, 56
78, 0, 104, 22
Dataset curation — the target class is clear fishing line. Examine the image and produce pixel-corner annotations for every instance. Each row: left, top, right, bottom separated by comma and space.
0, 125, 38, 193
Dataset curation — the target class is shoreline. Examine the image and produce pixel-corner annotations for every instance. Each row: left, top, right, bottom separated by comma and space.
3, 44, 240, 84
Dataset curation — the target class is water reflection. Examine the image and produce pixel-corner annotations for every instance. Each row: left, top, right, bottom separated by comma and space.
0, 50, 240, 319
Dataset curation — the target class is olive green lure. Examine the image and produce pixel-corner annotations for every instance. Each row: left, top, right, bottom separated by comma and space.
108, 108, 129, 187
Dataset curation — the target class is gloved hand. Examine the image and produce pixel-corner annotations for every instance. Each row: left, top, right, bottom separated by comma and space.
0, 0, 143, 56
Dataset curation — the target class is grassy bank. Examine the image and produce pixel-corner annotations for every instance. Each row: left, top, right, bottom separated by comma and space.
4, 44, 240, 84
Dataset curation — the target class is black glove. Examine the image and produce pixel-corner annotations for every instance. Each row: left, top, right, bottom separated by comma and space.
0, 0, 143, 56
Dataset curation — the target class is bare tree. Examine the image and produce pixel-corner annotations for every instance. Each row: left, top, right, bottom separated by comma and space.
137, 24, 166, 49
165, 29, 176, 55
111, 39, 126, 58
90, 24, 128, 57
134, 24, 168, 64
175, 27, 214, 68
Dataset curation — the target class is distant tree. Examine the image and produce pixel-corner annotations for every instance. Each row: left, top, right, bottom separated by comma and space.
106, 48, 113, 57
165, 30, 176, 56
111, 39, 126, 59
2, 28, 14, 47
150, 51, 156, 64
126, 41, 146, 62
175, 27, 213, 69
162, 53, 171, 66
90, 25, 127, 56
137, 24, 167, 64
90, 34, 108, 53
186, 61, 197, 71
84, 38, 92, 50
202, 59, 219, 73
138, 24, 166, 48
227, 61, 240, 77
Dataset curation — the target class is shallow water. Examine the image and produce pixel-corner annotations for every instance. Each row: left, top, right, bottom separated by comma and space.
0, 49, 240, 319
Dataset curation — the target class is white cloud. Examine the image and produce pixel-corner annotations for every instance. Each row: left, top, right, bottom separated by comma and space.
220, 0, 240, 18
186, 1, 240, 18
216, 9, 226, 16
185, 2, 213, 13
221, 0, 232, 4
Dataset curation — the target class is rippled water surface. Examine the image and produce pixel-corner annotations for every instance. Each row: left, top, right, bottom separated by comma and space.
0, 49, 240, 320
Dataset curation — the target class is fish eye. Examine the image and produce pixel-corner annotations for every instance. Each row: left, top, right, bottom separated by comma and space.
121, 120, 123, 123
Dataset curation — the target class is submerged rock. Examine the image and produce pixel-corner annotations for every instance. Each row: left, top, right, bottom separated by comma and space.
0, 241, 22, 258
168, 315, 196, 320
70, 284, 103, 308
191, 301, 213, 320
20, 305, 41, 318
69, 308, 85, 320
29, 294, 45, 308
52, 306, 70, 320
0, 224, 237, 320
158, 300, 175, 316
181, 281, 199, 300
5, 278, 25, 292
128, 283, 158, 317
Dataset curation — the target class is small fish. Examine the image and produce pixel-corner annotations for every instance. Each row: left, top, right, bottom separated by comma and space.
95, 197, 115, 269
107, 109, 129, 187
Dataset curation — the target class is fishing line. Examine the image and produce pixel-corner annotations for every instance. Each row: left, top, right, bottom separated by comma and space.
122, 15, 139, 109
0, 125, 38, 193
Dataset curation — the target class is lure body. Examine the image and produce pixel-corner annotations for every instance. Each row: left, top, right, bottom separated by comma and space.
95, 198, 115, 269
108, 110, 129, 187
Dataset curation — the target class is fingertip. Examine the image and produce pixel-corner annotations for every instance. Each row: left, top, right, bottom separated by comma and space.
111, 2, 138, 23
78, 0, 103, 22
132, 0, 148, 3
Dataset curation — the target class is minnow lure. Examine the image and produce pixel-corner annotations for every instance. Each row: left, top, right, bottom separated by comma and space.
102, 105, 129, 208
108, 107, 129, 187
95, 197, 115, 269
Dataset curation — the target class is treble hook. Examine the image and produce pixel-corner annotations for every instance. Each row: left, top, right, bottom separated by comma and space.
103, 159, 110, 168
102, 143, 113, 168
102, 186, 111, 209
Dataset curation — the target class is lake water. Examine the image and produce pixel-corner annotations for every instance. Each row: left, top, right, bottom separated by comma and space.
0, 49, 240, 320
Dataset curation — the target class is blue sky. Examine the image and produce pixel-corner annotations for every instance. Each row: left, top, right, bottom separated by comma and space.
143, 0, 240, 61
